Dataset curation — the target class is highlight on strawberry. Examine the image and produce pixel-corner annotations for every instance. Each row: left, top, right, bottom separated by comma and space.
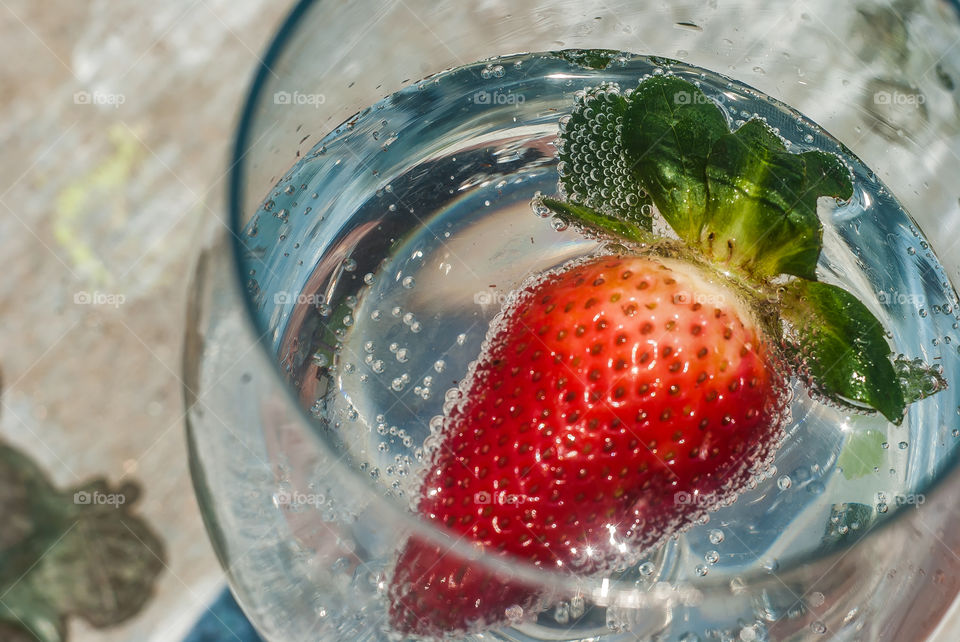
387, 74, 947, 637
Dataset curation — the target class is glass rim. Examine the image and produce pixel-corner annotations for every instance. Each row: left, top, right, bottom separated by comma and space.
223, 0, 958, 602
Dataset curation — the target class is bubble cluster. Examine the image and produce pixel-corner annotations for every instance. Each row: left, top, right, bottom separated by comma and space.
556, 83, 651, 226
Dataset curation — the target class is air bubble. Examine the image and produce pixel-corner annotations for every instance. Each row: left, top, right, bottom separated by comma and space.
708, 529, 725, 545
898, 441, 908, 449
396, 348, 409, 362
639, 561, 655, 576
695, 564, 708, 576
553, 602, 570, 624
777, 475, 792, 490
531, 196, 552, 218
569, 596, 585, 618
343, 258, 357, 272
434, 360, 446, 373
402, 276, 416, 289
705, 550, 719, 564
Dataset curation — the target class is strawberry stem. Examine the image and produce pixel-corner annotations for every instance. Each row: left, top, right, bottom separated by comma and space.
544, 68, 946, 423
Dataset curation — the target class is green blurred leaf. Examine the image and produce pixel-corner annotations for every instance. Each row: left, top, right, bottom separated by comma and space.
822, 502, 874, 547
0, 446, 165, 640
837, 430, 886, 480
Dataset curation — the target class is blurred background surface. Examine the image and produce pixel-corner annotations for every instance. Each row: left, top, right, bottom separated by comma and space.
0, 1, 291, 639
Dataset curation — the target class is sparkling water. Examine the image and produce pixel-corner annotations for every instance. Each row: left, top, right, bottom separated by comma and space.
238, 52, 960, 638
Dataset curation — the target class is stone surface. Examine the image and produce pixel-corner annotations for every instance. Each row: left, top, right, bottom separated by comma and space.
0, 1, 293, 640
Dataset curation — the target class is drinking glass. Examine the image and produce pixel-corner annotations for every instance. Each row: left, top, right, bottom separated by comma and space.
185, 0, 960, 639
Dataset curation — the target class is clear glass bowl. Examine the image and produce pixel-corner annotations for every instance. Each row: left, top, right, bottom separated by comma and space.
185, 0, 960, 639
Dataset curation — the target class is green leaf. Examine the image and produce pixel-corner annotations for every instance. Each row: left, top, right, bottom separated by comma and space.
557, 84, 652, 228
821, 502, 874, 548
837, 430, 886, 480
893, 356, 948, 404
0, 446, 166, 640
702, 119, 853, 280
552, 49, 622, 70
621, 75, 728, 244
782, 280, 905, 423
538, 197, 654, 245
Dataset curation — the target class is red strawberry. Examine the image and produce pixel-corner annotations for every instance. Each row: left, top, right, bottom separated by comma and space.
389, 254, 786, 636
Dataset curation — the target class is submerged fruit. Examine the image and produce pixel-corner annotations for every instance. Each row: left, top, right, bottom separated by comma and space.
389, 254, 785, 635
388, 69, 946, 637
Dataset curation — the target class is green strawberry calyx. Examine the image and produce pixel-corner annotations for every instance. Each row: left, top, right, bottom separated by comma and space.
538, 73, 946, 425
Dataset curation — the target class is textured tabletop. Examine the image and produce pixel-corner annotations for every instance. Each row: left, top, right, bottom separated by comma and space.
0, 1, 291, 640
